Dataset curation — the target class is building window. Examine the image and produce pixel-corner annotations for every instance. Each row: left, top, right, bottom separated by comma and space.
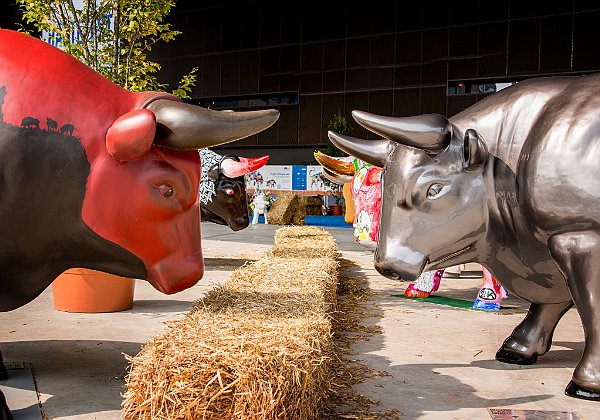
191, 92, 299, 110
447, 80, 514, 96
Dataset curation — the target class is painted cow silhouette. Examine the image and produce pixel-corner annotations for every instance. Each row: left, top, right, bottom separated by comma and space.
46, 117, 58, 131
20, 116, 39, 129
59, 123, 74, 136
0, 29, 278, 417
0, 86, 6, 122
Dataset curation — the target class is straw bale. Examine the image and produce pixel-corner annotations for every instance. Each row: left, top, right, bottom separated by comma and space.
267, 192, 302, 225
290, 208, 306, 225
303, 196, 324, 216
272, 226, 337, 260
123, 227, 339, 420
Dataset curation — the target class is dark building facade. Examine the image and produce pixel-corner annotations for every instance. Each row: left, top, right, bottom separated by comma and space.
153, 0, 600, 163
4, 1, 600, 163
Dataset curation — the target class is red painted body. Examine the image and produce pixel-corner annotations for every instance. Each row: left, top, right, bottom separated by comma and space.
0, 30, 203, 293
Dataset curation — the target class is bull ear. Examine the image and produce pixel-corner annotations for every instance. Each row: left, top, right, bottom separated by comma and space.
106, 109, 156, 161
146, 100, 279, 150
220, 155, 269, 178
463, 129, 488, 171
328, 131, 395, 167
314, 151, 356, 175
368, 166, 382, 184
321, 167, 353, 185
207, 163, 220, 181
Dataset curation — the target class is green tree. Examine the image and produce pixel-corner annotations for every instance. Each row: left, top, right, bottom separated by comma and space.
324, 111, 352, 157
17, 0, 197, 98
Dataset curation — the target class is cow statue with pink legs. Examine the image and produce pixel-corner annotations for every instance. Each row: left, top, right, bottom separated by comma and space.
329, 73, 600, 400
0, 30, 278, 418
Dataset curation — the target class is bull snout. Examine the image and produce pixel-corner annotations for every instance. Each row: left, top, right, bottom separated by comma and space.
374, 260, 403, 280
374, 245, 426, 282
228, 215, 250, 231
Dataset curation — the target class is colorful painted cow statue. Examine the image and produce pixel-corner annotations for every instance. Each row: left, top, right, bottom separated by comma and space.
199, 149, 269, 231
315, 152, 381, 249
329, 73, 600, 400
0, 29, 278, 417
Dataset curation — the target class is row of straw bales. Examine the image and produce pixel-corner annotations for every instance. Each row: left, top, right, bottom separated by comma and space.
122, 226, 339, 419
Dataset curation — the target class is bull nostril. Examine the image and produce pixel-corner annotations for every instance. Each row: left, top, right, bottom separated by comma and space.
375, 261, 402, 280
383, 269, 401, 280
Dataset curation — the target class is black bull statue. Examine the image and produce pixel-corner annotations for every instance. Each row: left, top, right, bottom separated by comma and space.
199, 148, 269, 231
330, 73, 600, 401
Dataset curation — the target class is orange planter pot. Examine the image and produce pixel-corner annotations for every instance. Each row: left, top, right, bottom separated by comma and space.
52, 268, 136, 313
327, 204, 343, 216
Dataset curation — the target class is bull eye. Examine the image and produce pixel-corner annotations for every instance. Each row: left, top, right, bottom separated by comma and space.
224, 188, 234, 196
427, 183, 444, 198
159, 184, 174, 198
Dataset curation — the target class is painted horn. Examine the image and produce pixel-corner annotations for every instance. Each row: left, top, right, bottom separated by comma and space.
352, 110, 451, 154
328, 131, 396, 168
146, 100, 279, 150
314, 151, 356, 176
321, 167, 353, 185
221, 155, 270, 178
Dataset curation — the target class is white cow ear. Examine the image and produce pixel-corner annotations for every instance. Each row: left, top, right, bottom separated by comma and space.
463, 129, 488, 171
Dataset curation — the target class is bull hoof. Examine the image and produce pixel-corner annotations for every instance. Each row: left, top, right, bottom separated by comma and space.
0, 365, 7, 381
565, 381, 600, 401
495, 348, 538, 365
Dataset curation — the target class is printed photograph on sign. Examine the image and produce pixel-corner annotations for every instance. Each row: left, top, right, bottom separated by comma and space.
307, 165, 329, 191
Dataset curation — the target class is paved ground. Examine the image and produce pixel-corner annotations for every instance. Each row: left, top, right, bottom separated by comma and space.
0, 222, 597, 419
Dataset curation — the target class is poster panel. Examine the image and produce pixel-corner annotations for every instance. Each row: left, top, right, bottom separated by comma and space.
245, 165, 292, 190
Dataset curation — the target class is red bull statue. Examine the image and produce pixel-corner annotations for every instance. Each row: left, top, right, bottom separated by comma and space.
0, 29, 278, 417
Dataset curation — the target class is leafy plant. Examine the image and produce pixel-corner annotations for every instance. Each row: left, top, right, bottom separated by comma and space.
17, 0, 197, 98
324, 111, 352, 157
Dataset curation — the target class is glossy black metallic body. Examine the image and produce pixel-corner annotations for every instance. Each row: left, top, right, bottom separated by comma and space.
329, 74, 600, 400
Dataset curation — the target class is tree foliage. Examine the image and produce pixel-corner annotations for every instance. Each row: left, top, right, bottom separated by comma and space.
17, 0, 197, 98
324, 111, 353, 157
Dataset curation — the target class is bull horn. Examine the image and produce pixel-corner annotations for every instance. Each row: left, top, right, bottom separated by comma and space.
352, 110, 451, 154
314, 151, 356, 176
321, 167, 353, 185
328, 131, 395, 168
146, 100, 279, 150
221, 155, 269, 178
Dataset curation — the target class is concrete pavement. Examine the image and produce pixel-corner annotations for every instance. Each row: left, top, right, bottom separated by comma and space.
0, 222, 597, 419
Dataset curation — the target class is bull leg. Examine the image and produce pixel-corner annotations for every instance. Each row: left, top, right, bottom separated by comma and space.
0, 349, 6, 381
496, 300, 572, 365
549, 231, 600, 400
0, 350, 11, 420
0, 391, 11, 420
